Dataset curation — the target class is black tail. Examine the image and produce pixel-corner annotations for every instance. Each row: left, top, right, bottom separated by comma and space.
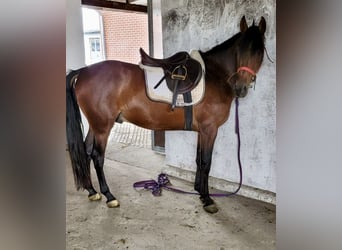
66, 69, 91, 190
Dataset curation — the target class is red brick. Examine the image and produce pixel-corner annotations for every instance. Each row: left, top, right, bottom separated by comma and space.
100, 10, 149, 64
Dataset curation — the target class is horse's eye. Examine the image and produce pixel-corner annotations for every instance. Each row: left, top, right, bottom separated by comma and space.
251, 76, 256, 82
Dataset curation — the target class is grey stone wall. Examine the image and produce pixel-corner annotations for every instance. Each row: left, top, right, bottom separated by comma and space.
160, 0, 276, 194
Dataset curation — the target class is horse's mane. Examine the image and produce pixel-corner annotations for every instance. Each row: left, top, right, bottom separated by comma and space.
199, 33, 242, 89
202, 32, 242, 56
204, 25, 264, 56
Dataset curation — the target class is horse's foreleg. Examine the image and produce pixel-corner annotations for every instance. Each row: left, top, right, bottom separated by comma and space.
92, 130, 119, 208
194, 139, 201, 192
196, 127, 218, 213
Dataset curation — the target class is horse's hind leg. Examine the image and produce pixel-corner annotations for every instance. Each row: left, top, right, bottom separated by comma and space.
84, 129, 101, 201
91, 126, 119, 208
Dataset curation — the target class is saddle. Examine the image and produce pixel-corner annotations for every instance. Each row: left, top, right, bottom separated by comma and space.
140, 48, 202, 109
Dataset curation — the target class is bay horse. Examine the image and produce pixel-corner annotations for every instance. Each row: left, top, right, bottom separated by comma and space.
66, 16, 266, 213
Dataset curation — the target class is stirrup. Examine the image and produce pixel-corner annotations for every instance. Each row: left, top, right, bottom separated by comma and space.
171, 65, 187, 80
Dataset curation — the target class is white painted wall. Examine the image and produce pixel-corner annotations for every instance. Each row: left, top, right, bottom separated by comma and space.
66, 0, 88, 134
82, 8, 106, 65
66, 0, 85, 71
151, 0, 163, 58
160, 0, 276, 193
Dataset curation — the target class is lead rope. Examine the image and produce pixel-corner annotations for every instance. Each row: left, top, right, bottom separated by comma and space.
209, 97, 242, 197
133, 97, 243, 197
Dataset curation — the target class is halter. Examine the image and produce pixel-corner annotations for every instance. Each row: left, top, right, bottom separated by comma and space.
227, 66, 257, 88
237, 66, 256, 76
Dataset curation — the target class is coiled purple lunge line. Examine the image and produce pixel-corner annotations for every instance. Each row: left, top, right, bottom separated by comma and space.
133, 98, 242, 197
133, 173, 199, 196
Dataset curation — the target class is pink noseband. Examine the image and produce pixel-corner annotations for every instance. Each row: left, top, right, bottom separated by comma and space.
237, 66, 256, 76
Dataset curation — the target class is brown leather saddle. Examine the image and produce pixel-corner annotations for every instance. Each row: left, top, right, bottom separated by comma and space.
140, 48, 202, 109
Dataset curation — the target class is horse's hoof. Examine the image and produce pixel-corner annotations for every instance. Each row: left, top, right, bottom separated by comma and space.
203, 203, 218, 213
88, 193, 102, 201
107, 199, 120, 208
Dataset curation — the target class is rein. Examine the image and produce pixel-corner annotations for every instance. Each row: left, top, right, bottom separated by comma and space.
133, 98, 243, 197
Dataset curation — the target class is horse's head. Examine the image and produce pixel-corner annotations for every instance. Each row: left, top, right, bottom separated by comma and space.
228, 16, 266, 97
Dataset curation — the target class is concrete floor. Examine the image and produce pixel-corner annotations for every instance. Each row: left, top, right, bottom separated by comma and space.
109, 122, 151, 149
66, 128, 276, 250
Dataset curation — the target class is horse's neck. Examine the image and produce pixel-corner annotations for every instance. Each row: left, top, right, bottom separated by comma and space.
201, 48, 236, 84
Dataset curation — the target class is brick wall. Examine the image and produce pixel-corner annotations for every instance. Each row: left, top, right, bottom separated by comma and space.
100, 10, 149, 64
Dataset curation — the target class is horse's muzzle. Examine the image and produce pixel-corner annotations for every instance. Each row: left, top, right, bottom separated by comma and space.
235, 86, 248, 98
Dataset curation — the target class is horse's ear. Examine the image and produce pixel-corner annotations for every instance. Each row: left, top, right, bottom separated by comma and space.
259, 16, 266, 34
240, 16, 248, 33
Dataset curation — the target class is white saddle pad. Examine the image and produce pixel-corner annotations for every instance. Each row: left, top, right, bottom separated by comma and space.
140, 50, 205, 107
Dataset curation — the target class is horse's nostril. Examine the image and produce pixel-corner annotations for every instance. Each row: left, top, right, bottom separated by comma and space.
236, 86, 248, 98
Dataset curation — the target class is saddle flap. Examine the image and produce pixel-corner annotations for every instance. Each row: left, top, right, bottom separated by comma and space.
165, 58, 202, 94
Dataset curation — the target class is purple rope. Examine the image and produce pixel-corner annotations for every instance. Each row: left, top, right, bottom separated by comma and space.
133, 173, 199, 196
133, 98, 243, 197
212, 97, 242, 197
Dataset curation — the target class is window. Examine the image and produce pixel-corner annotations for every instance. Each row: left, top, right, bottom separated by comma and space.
90, 38, 100, 52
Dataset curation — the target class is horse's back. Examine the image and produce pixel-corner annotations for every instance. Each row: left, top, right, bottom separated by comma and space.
76, 60, 144, 99
74, 60, 145, 129
77, 60, 142, 88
